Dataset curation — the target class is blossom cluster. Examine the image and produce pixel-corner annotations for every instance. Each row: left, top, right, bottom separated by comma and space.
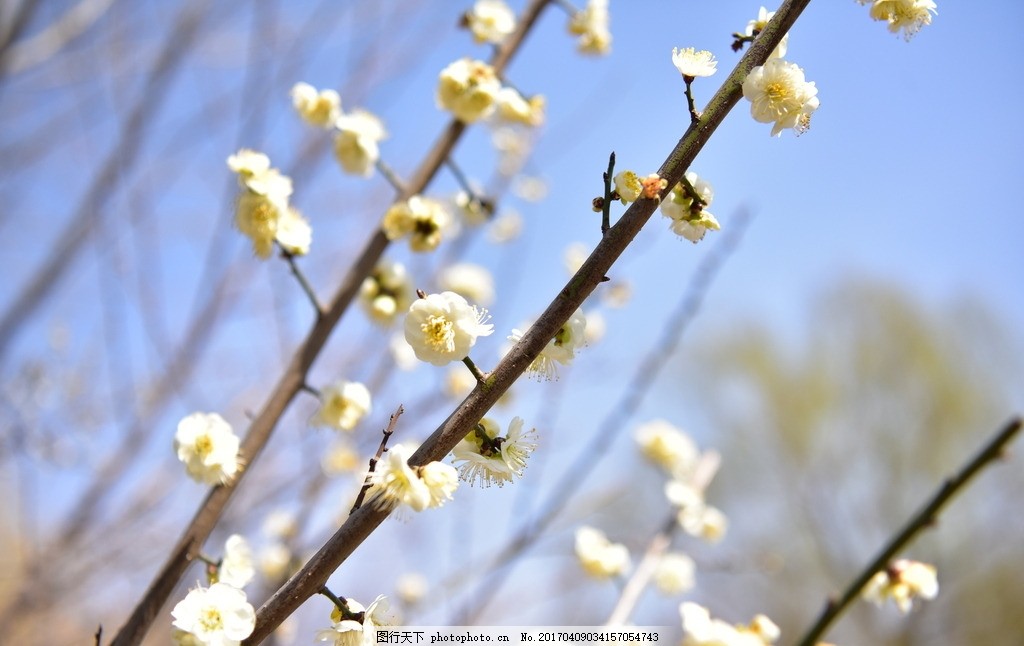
857, 0, 937, 40
315, 594, 391, 646
366, 444, 458, 512
291, 82, 388, 177
436, 58, 545, 126
227, 149, 312, 258
171, 535, 257, 645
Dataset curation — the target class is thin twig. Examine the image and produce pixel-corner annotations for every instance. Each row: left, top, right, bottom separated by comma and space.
281, 248, 325, 317
684, 79, 700, 124
445, 157, 491, 210
794, 416, 1022, 646
350, 405, 404, 514
462, 356, 487, 384
605, 514, 677, 626
601, 151, 615, 235
375, 158, 407, 195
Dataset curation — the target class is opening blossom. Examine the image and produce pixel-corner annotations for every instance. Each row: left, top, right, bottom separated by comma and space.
743, 7, 789, 59
366, 444, 458, 512
634, 419, 700, 477
568, 0, 611, 55
860, 0, 937, 40
290, 82, 342, 128
862, 558, 938, 613
228, 150, 310, 258
174, 412, 242, 486
315, 594, 391, 646
436, 58, 502, 123
360, 261, 414, 325
463, 0, 516, 45
507, 308, 587, 380
654, 552, 697, 596
217, 534, 255, 589
574, 526, 631, 579
659, 172, 720, 243
171, 582, 255, 646
680, 602, 779, 646
403, 291, 493, 366
672, 47, 717, 79
742, 58, 819, 137
334, 109, 388, 177
452, 417, 538, 486
495, 87, 546, 127
313, 380, 372, 432
613, 170, 643, 204
382, 195, 451, 252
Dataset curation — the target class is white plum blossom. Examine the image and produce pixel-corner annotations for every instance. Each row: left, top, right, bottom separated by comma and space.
218, 534, 255, 589
680, 602, 779, 646
634, 419, 699, 478
574, 526, 630, 579
862, 558, 939, 613
660, 171, 719, 243
666, 479, 728, 543
568, 0, 611, 55
495, 87, 545, 127
654, 552, 696, 595
403, 291, 493, 366
174, 412, 242, 486
436, 58, 502, 123
366, 444, 457, 512
507, 309, 587, 380
381, 195, 451, 252
395, 573, 429, 606
613, 170, 642, 204
227, 150, 300, 259
275, 207, 312, 256
464, 0, 516, 44
742, 58, 819, 137
360, 261, 414, 325
744, 6, 789, 59
865, 0, 937, 40
290, 82, 342, 128
487, 210, 523, 243
315, 594, 391, 646
334, 109, 387, 177
171, 583, 255, 646
438, 262, 495, 306
452, 417, 538, 487
313, 381, 372, 432
672, 47, 717, 78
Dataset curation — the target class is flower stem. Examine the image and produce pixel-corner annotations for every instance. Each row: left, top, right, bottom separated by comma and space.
445, 157, 492, 214
462, 355, 487, 384
280, 248, 325, 317
300, 383, 321, 398
601, 151, 615, 235
318, 586, 347, 614
375, 158, 407, 195
350, 405, 404, 514
683, 78, 700, 124
794, 416, 1022, 646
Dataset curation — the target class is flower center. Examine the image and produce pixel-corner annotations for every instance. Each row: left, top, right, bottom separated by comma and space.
194, 433, 214, 459
198, 605, 224, 633
422, 315, 456, 352
765, 81, 789, 102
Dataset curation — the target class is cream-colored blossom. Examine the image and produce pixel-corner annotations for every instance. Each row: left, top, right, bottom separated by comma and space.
452, 417, 538, 486
454, 190, 494, 226
867, 0, 937, 40
744, 6, 788, 59
171, 583, 255, 646
495, 87, 545, 127
174, 412, 242, 486
360, 261, 413, 325
487, 210, 523, 243
680, 602, 779, 646
507, 309, 587, 380
275, 206, 312, 256
381, 196, 451, 252
742, 58, 819, 137
672, 47, 717, 78
403, 291, 493, 366
395, 573, 429, 606
438, 262, 495, 306
574, 526, 630, 578
464, 0, 516, 44
218, 534, 255, 589
563, 242, 589, 275
418, 460, 459, 508
228, 151, 294, 259
635, 419, 699, 477
334, 109, 387, 177
321, 440, 360, 476
367, 444, 431, 512
654, 552, 696, 595
437, 58, 502, 123
291, 82, 342, 128
613, 170, 642, 204
862, 558, 938, 613
568, 0, 611, 55
667, 479, 729, 543
313, 381, 371, 432
660, 172, 719, 243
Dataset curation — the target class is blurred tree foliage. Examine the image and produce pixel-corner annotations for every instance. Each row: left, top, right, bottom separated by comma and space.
686, 281, 1024, 645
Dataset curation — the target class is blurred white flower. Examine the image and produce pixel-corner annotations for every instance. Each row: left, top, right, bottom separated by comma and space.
360, 261, 413, 326
334, 109, 387, 177
436, 58, 501, 123
275, 206, 312, 256
313, 381, 372, 432
568, 0, 611, 55
487, 210, 523, 243
438, 262, 495, 307
495, 87, 545, 127
634, 419, 699, 477
382, 195, 451, 252
862, 558, 938, 613
654, 552, 696, 595
395, 572, 429, 606
464, 0, 516, 44
574, 526, 630, 578
367, 444, 431, 512
218, 534, 255, 589
291, 82, 342, 128
174, 412, 242, 486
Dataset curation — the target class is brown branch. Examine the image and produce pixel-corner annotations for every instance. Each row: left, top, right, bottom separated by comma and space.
350, 405, 404, 514
244, 2, 810, 641
108, 1, 555, 644
794, 415, 1022, 646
